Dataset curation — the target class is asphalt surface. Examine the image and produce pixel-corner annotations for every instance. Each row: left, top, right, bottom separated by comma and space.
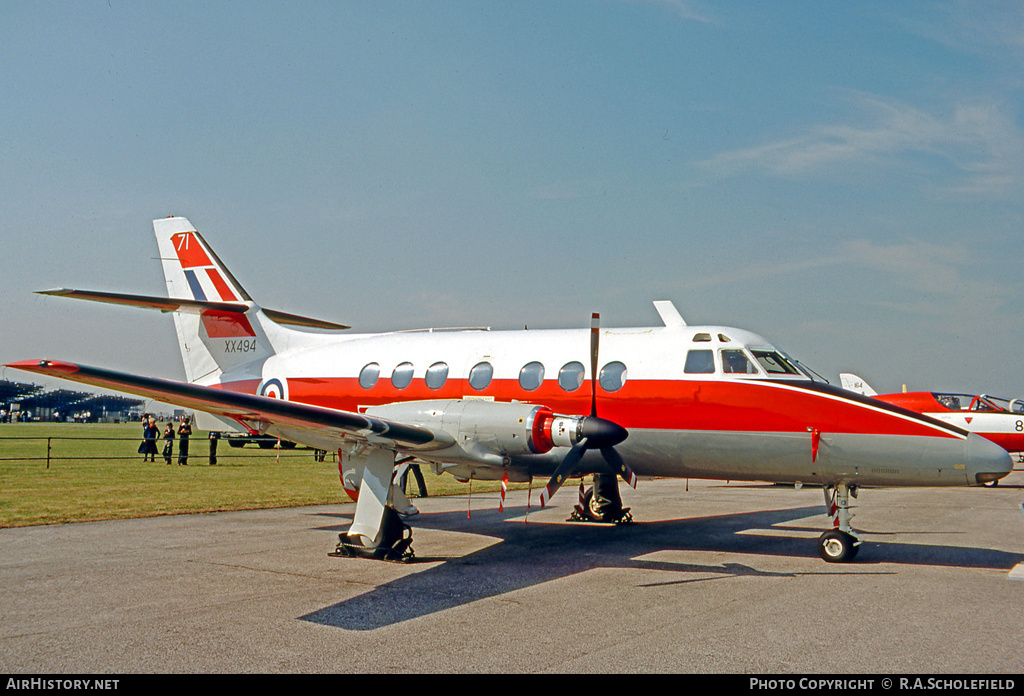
2, 473, 1023, 674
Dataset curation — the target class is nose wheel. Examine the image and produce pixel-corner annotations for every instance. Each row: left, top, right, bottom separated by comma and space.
819, 483, 861, 563
817, 529, 859, 562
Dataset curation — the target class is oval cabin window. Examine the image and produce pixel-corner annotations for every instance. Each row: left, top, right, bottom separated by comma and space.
468, 361, 493, 390
425, 362, 449, 390
359, 363, 380, 389
392, 362, 414, 390
519, 361, 545, 391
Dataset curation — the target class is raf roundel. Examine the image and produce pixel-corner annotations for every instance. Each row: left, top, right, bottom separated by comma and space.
259, 378, 288, 401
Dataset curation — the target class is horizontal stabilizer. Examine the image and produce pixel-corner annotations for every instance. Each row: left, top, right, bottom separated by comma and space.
37, 288, 350, 330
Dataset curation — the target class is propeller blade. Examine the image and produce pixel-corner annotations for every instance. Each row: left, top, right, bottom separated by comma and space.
540, 440, 588, 508
590, 312, 601, 417
601, 446, 637, 489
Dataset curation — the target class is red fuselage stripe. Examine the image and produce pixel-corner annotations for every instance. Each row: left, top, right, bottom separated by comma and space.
217, 377, 962, 439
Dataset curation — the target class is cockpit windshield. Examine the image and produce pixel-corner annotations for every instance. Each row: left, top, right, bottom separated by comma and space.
933, 393, 1024, 413
778, 350, 828, 383
751, 350, 801, 375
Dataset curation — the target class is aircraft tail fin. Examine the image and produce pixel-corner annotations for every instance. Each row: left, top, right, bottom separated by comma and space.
839, 373, 877, 397
151, 217, 348, 384
153, 217, 272, 383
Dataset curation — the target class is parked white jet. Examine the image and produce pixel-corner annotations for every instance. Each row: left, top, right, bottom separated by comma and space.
8, 217, 1012, 563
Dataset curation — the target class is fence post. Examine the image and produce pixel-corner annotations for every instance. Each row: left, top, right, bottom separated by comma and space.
47, 437, 51, 469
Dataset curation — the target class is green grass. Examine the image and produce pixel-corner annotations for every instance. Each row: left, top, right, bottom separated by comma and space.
0, 422, 523, 527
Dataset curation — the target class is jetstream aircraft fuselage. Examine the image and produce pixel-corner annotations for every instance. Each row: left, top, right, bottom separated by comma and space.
8, 216, 1012, 564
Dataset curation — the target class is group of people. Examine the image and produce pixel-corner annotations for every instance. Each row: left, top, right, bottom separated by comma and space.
139, 414, 196, 465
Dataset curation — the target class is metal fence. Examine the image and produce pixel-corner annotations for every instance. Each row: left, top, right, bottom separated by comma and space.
0, 435, 333, 468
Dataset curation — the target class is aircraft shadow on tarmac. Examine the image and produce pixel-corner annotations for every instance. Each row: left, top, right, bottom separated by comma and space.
300, 503, 1023, 631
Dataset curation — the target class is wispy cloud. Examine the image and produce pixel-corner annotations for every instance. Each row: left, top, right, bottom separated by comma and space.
620, 0, 717, 25
901, 1, 1024, 58
697, 92, 1024, 200
839, 238, 1009, 321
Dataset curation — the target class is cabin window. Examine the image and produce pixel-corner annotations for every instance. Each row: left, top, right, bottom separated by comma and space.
721, 349, 758, 374
558, 362, 586, 392
599, 361, 627, 392
751, 350, 800, 375
684, 349, 715, 374
425, 362, 449, 390
468, 361, 493, 390
359, 363, 380, 389
693, 333, 712, 342
391, 362, 414, 389
519, 361, 545, 391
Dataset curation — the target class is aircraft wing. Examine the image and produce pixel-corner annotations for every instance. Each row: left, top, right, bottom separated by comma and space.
5, 360, 453, 452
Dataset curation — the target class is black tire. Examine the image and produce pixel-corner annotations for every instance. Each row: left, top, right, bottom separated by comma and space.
817, 529, 859, 563
581, 488, 620, 523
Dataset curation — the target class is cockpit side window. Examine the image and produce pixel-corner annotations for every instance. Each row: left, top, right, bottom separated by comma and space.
684, 349, 715, 374
721, 349, 759, 375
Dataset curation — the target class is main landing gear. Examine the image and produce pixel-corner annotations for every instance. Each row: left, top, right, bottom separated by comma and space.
330, 448, 417, 563
331, 506, 414, 563
818, 483, 861, 563
568, 474, 633, 524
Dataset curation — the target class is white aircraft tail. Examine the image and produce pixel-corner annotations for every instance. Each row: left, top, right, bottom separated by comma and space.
152, 216, 350, 385
153, 217, 270, 383
839, 373, 877, 397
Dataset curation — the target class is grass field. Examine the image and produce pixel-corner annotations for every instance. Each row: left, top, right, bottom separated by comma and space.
0, 422, 522, 527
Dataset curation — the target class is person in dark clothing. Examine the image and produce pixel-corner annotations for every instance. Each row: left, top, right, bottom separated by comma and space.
177, 416, 192, 465
401, 461, 428, 498
142, 417, 159, 462
208, 431, 219, 466
162, 422, 175, 465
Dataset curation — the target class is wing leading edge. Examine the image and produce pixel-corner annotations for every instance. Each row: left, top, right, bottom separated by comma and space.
5, 360, 452, 452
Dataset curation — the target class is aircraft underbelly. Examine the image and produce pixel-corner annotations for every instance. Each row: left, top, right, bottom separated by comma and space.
622, 429, 971, 486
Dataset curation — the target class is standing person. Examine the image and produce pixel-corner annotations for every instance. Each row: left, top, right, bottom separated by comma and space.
401, 461, 428, 498
142, 416, 159, 462
177, 415, 192, 465
138, 413, 149, 458
162, 422, 175, 465
208, 431, 219, 466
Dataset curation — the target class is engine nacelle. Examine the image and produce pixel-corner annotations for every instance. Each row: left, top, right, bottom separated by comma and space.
364, 399, 586, 461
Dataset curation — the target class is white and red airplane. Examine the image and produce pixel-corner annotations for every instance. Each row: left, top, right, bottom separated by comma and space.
841, 373, 1024, 468
7, 217, 1012, 563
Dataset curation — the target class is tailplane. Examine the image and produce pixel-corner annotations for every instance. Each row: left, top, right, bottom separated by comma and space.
38, 216, 348, 386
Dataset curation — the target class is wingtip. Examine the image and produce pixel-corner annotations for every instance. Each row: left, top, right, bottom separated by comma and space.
5, 359, 81, 375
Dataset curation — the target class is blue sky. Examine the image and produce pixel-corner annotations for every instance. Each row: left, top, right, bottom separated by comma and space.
2, 1, 1024, 398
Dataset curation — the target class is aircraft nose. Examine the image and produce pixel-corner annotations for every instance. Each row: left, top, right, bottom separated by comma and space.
966, 432, 1013, 485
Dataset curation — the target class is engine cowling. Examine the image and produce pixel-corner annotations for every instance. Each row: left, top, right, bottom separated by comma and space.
364, 399, 587, 461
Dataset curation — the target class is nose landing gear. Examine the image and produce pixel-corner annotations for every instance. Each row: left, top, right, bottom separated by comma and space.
818, 483, 861, 562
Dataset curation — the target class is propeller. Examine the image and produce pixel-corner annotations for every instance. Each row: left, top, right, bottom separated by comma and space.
539, 313, 636, 509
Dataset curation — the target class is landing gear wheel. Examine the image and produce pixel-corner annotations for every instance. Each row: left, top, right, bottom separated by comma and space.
817, 529, 859, 563
572, 488, 632, 524
583, 488, 613, 522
